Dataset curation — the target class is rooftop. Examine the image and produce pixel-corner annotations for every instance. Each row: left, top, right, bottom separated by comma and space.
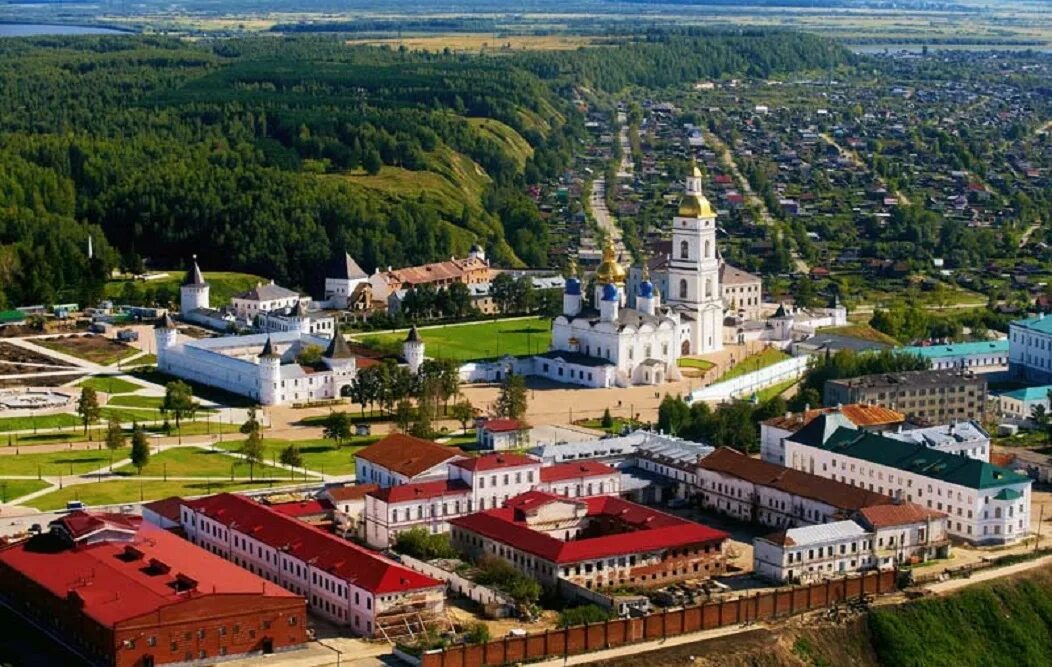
185, 494, 441, 594
812, 428, 1031, 490
324, 484, 380, 502
539, 460, 618, 483
997, 385, 1052, 402
235, 282, 301, 302
885, 421, 989, 448
902, 340, 1008, 360
857, 503, 945, 529
451, 453, 538, 472
827, 369, 985, 390
1011, 314, 1052, 335
761, 520, 868, 548
762, 404, 906, 432
0, 516, 298, 628
480, 418, 529, 433
700, 447, 892, 511
355, 434, 464, 478
450, 495, 727, 564
369, 479, 471, 504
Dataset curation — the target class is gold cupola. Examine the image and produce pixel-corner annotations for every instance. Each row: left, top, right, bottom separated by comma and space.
595, 241, 627, 285
678, 158, 715, 218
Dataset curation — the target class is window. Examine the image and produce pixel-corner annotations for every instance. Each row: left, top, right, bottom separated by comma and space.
680, 240, 689, 259
704, 239, 711, 258
679, 279, 688, 299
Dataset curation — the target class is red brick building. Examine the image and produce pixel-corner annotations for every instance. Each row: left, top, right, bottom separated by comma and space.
0, 512, 306, 667
450, 492, 728, 592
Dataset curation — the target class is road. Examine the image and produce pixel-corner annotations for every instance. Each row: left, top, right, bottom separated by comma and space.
819, 132, 909, 206
590, 176, 625, 256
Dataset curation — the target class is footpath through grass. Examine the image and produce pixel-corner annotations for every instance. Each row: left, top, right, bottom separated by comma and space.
717, 348, 791, 382
78, 376, 142, 394
0, 479, 52, 502
24, 479, 276, 511
358, 317, 551, 362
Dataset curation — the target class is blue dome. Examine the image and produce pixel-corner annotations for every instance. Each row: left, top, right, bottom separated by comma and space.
565, 277, 581, 296
601, 283, 620, 302
638, 280, 654, 298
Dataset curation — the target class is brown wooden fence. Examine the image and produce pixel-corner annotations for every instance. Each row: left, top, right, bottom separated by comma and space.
421, 569, 897, 667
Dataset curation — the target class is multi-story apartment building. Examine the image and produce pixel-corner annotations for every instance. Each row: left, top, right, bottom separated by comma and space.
697, 447, 891, 529
363, 453, 621, 548
823, 369, 987, 425
1008, 314, 1052, 383
760, 403, 905, 466
754, 503, 950, 585
354, 434, 466, 488
450, 492, 728, 591
179, 494, 445, 638
0, 512, 307, 667
784, 419, 1033, 545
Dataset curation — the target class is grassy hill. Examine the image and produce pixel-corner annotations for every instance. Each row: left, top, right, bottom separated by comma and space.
467, 118, 534, 170
105, 270, 267, 306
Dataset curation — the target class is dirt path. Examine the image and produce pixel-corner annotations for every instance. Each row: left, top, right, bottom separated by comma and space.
924, 553, 1052, 596
819, 132, 910, 206
1019, 222, 1041, 248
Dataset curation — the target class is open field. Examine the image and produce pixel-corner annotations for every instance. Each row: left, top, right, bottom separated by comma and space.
0, 413, 82, 433
718, 348, 791, 382
358, 317, 551, 361
216, 438, 372, 476
0, 342, 73, 367
104, 270, 266, 308
677, 358, 716, 372
22, 479, 277, 511
36, 335, 138, 366
0, 479, 51, 502
467, 118, 534, 169
345, 34, 598, 53
77, 375, 142, 394
105, 394, 166, 409
0, 447, 121, 477
112, 446, 298, 479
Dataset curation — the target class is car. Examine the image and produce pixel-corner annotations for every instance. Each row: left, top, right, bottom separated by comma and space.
66, 500, 85, 511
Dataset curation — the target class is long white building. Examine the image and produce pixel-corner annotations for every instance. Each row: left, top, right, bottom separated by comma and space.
1009, 314, 1052, 383
155, 315, 356, 405
783, 417, 1032, 545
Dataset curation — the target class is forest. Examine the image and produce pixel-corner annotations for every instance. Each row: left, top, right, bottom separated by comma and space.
0, 30, 852, 308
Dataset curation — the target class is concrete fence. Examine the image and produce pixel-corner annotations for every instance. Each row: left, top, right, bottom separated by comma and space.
420, 569, 896, 667
687, 355, 809, 403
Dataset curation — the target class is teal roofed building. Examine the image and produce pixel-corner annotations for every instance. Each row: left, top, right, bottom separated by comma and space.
995, 384, 1052, 421
1008, 314, 1052, 383
901, 340, 1008, 372
784, 425, 1032, 545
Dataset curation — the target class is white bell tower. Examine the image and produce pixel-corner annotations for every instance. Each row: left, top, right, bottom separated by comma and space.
666, 161, 722, 354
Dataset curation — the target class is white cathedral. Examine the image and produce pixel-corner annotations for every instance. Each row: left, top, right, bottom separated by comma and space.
461, 164, 736, 389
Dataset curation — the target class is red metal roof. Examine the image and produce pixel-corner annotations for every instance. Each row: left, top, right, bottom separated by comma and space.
450, 495, 727, 564
267, 499, 328, 518
0, 519, 298, 628
355, 434, 463, 478
184, 494, 440, 595
450, 453, 538, 472
52, 512, 140, 541
540, 460, 618, 483
368, 480, 471, 504
142, 497, 185, 524
481, 418, 529, 433
324, 484, 380, 502
857, 503, 945, 529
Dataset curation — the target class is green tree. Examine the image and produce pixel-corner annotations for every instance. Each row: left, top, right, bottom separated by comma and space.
495, 374, 528, 420
76, 386, 101, 435
657, 394, 690, 435
130, 424, 150, 474
452, 398, 476, 432
600, 408, 614, 430
240, 430, 265, 481
295, 344, 325, 366
279, 443, 303, 478
395, 399, 415, 434
322, 411, 353, 448
464, 623, 491, 645
104, 417, 125, 470
161, 380, 198, 443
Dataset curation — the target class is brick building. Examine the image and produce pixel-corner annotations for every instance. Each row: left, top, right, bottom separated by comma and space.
450, 492, 728, 592
179, 493, 444, 640
0, 512, 306, 667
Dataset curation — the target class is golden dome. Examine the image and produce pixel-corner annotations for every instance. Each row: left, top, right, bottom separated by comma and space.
678, 193, 715, 218
595, 242, 627, 285
691, 160, 703, 180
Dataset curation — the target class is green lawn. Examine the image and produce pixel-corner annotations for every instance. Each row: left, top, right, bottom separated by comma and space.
78, 376, 142, 394
677, 358, 716, 371
106, 394, 165, 409
358, 317, 551, 362
756, 378, 800, 402
123, 353, 157, 367
22, 479, 276, 511
105, 270, 266, 308
99, 406, 164, 423
36, 337, 138, 366
217, 437, 375, 476
439, 430, 478, 447
112, 446, 300, 479
718, 348, 791, 382
0, 479, 52, 502
0, 413, 82, 433
0, 448, 121, 477
2, 420, 241, 448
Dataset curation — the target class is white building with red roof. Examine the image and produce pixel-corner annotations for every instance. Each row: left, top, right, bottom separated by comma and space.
450, 493, 727, 591
362, 453, 621, 548
179, 493, 444, 639
476, 417, 531, 451
354, 433, 467, 488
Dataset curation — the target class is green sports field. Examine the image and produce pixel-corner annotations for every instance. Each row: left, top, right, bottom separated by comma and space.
358, 317, 551, 362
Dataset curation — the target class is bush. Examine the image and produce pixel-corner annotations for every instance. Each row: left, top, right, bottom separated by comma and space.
557, 604, 614, 628
392, 527, 458, 561
475, 555, 541, 604
464, 622, 491, 645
